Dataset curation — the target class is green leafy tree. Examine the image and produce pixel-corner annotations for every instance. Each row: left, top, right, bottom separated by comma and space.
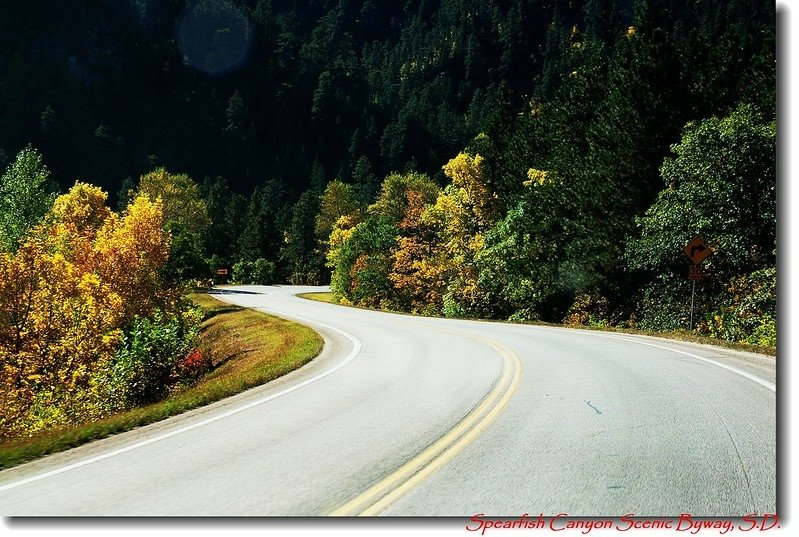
369, 172, 440, 224
330, 215, 399, 308
0, 146, 57, 252
232, 258, 276, 285
163, 221, 209, 281
628, 103, 776, 275
627, 103, 775, 332
476, 196, 565, 321
315, 180, 362, 247
137, 169, 211, 237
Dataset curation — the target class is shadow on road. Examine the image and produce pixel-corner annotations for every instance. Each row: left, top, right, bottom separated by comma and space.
209, 288, 263, 296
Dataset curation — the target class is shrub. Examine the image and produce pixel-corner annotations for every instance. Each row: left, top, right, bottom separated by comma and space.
251, 258, 276, 284
633, 273, 694, 331
233, 258, 276, 284
700, 267, 776, 346
104, 304, 202, 408
176, 348, 212, 382
232, 259, 254, 283
563, 293, 610, 327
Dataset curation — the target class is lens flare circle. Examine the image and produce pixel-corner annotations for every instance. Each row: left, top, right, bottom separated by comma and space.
176, 1, 253, 76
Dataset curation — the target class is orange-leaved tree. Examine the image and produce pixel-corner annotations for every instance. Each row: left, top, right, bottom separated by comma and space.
388, 189, 446, 314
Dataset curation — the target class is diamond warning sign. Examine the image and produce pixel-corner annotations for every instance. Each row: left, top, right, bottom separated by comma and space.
684, 237, 712, 265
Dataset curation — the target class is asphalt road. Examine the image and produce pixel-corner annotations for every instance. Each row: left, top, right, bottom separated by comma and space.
0, 285, 776, 516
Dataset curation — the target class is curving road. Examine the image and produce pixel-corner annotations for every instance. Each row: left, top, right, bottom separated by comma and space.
0, 285, 776, 516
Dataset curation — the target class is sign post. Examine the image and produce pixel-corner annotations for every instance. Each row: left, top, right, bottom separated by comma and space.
683, 237, 712, 330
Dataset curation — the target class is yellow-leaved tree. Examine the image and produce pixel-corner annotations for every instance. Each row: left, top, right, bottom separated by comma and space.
93, 194, 172, 321
316, 180, 362, 248
51, 181, 112, 237
422, 152, 497, 317
135, 168, 210, 280
136, 169, 210, 236
0, 232, 123, 436
48, 182, 112, 272
0, 184, 172, 437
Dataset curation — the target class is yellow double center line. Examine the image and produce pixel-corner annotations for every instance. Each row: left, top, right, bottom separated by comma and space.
329, 327, 523, 516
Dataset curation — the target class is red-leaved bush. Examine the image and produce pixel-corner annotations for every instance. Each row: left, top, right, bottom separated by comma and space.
176, 348, 211, 381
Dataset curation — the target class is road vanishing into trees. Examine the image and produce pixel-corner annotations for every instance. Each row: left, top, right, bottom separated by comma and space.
0, 286, 776, 516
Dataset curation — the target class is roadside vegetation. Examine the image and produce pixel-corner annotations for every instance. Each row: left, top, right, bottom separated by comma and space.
0, 293, 321, 469
0, 150, 322, 465
321, 105, 775, 350
299, 292, 775, 356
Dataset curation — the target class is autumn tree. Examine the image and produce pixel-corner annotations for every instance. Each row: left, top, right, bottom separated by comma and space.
0, 183, 174, 436
0, 218, 124, 436
368, 172, 441, 223
93, 194, 172, 321
136, 169, 210, 280
386, 195, 440, 314
40, 182, 113, 283
422, 152, 497, 317
0, 243, 124, 435
329, 172, 440, 306
315, 180, 362, 247
387, 185, 443, 314
51, 182, 112, 237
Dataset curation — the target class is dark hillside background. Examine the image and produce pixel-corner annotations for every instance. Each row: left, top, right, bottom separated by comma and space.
1, 0, 632, 197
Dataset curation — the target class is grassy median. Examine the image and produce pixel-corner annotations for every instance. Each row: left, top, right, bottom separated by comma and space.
0, 293, 323, 469
295, 292, 338, 304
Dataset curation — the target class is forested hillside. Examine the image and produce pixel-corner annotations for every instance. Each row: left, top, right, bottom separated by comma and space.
1, 0, 556, 196
0, 0, 775, 346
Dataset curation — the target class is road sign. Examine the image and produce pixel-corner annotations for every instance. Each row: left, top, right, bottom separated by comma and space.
688, 265, 704, 281
216, 268, 229, 276
684, 237, 712, 265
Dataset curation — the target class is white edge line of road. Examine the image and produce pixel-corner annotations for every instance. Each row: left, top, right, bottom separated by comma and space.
587, 332, 776, 392
0, 317, 363, 494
